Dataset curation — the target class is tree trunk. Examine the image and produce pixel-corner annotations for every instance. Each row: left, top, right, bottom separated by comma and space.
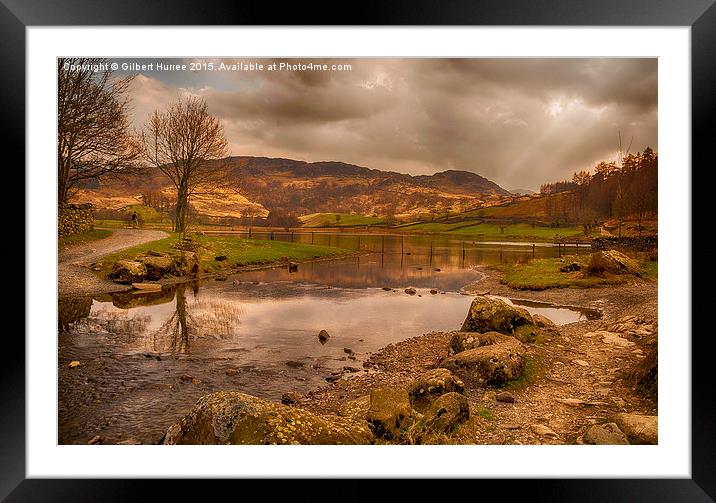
58, 156, 70, 204
174, 184, 189, 233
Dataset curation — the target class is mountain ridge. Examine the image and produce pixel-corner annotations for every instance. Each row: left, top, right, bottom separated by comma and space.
75, 155, 515, 220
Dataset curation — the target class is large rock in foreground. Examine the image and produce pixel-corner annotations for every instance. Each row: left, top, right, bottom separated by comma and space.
425, 392, 470, 433
611, 413, 658, 445
461, 296, 539, 342
162, 391, 373, 445
588, 250, 641, 276
366, 387, 413, 439
441, 337, 526, 386
408, 368, 465, 411
109, 260, 147, 284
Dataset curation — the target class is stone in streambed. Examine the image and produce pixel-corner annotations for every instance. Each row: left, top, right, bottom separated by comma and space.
318, 330, 330, 344
461, 296, 539, 342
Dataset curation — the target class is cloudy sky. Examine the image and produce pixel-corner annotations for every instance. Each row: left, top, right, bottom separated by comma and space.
113, 58, 657, 191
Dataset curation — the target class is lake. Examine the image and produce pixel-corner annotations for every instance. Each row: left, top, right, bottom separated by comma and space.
58, 236, 595, 444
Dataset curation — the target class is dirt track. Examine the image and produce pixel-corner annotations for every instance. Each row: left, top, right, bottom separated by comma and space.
58, 228, 168, 296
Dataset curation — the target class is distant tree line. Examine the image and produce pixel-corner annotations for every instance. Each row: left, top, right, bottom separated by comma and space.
540, 147, 657, 229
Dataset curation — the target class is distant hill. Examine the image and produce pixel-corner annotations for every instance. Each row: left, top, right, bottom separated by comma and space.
74, 156, 514, 220
509, 188, 536, 195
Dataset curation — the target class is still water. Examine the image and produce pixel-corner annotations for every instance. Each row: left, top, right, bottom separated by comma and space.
58, 238, 595, 444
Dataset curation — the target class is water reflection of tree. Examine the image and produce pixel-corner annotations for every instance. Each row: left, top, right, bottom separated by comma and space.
151, 284, 244, 355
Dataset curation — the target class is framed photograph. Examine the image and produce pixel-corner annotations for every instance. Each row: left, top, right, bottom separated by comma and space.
7, 0, 714, 499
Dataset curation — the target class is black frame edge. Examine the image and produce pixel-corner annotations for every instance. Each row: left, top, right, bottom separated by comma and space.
7, 0, 715, 500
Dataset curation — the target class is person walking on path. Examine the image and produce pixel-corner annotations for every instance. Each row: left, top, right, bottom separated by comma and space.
131, 211, 139, 229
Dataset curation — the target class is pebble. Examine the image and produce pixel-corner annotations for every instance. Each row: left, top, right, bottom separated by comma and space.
496, 391, 516, 403
225, 368, 238, 376
69, 361, 81, 368
87, 435, 102, 445
530, 424, 559, 438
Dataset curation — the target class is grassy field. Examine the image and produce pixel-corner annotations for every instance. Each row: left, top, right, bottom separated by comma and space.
99, 233, 354, 277
59, 229, 113, 246
497, 256, 657, 290
401, 221, 588, 241
300, 213, 386, 228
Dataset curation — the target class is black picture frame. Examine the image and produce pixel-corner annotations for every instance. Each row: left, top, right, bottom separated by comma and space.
5, 0, 713, 500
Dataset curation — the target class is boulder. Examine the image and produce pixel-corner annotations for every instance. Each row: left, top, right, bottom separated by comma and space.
460, 296, 539, 342
366, 387, 413, 439
441, 337, 526, 386
407, 369, 465, 411
611, 413, 658, 444
532, 314, 555, 328
425, 392, 470, 433
139, 254, 176, 280
404, 287, 417, 295
162, 391, 373, 445
448, 331, 511, 354
584, 423, 630, 445
109, 260, 147, 284
587, 250, 641, 276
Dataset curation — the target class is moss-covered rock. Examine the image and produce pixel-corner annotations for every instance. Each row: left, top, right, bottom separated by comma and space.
407, 369, 465, 412
161, 391, 373, 445
441, 337, 526, 386
424, 392, 470, 433
460, 296, 539, 342
366, 387, 413, 439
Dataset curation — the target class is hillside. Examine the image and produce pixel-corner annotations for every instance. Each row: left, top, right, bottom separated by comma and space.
72, 156, 513, 221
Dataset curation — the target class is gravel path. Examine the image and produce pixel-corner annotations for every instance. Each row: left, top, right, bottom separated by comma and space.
59, 228, 168, 296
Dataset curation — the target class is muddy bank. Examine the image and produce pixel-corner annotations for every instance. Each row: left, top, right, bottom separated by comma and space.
292, 265, 657, 444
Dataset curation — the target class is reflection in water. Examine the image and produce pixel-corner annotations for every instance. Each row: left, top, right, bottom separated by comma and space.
150, 284, 245, 354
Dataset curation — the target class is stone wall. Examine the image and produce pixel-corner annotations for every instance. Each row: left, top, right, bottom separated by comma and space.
58, 203, 94, 237
591, 235, 657, 251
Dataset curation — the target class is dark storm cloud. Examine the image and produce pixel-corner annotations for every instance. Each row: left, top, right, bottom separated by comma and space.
123, 58, 657, 190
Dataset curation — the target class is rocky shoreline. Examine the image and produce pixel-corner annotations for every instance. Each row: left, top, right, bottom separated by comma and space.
161, 264, 658, 445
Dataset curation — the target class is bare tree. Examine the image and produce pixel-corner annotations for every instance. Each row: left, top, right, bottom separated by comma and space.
143, 96, 229, 233
58, 58, 142, 204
